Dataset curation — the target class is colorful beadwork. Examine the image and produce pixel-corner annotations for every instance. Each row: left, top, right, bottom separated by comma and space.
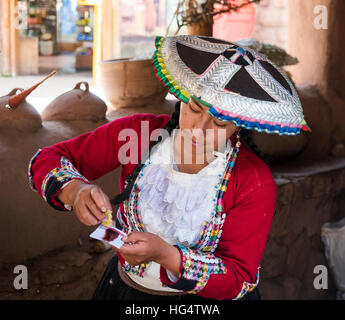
122, 161, 151, 277
166, 142, 244, 294
152, 36, 191, 103
233, 267, 260, 300
194, 142, 240, 252
176, 244, 227, 294
119, 136, 260, 298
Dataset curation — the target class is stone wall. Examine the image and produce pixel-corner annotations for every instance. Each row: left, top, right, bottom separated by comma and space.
260, 158, 345, 299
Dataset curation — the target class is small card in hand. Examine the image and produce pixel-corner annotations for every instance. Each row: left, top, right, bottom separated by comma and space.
90, 224, 127, 249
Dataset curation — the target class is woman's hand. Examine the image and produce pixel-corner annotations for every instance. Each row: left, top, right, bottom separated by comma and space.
58, 180, 112, 226
117, 231, 181, 278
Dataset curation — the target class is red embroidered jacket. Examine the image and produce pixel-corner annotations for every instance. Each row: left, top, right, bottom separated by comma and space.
28, 113, 276, 300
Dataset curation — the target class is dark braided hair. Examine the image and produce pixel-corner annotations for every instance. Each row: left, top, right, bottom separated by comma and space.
240, 129, 271, 169
110, 101, 181, 206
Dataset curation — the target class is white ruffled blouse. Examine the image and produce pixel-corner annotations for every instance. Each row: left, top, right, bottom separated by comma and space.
126, 132, 233, 291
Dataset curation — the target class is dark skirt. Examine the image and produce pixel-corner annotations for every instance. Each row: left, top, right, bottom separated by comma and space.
92, 254, 261, 301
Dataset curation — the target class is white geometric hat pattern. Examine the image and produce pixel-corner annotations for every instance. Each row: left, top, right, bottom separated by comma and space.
152, 35, 311, 135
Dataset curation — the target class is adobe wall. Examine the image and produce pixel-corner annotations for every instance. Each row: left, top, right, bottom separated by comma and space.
253, 0, 289, 49
287, 0, 345, 148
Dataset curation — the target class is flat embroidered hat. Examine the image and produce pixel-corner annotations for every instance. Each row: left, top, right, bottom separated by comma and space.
152, 35, 311, 136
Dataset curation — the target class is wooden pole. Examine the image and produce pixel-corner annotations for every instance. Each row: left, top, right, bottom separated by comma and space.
101, 0, 113, 61
0, 2, 1, 61
93, 3, 102, 87
0, 0, 18, 76
112, 0, 121, 59
1, 0, 11, 75
10, 0, 18, 76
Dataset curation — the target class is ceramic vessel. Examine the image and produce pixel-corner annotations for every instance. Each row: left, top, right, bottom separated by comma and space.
99, 58, 169, 109
41, 82, 107, 121
0, 88, 42, 133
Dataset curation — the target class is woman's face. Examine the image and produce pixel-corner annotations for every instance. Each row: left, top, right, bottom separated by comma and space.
176, 98, 237, 162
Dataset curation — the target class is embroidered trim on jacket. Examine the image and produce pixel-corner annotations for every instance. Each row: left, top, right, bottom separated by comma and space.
233, 267, 260, 300
40, 156, 89, 210
28, 149, 42, 192
121, 140, 244, 296
175, 244, 227, 294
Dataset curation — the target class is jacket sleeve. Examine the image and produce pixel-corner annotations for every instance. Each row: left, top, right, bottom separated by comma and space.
159, 181, 276, 300
28, 114, 169, 211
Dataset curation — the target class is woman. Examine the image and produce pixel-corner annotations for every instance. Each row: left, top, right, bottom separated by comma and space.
28, 35, 311, 300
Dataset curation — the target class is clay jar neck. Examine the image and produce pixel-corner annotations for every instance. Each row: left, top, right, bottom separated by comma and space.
0, 88, 42, 133
1, 88, 24, 108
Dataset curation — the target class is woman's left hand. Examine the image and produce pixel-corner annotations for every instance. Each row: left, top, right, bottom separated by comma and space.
115, 231, 171, 266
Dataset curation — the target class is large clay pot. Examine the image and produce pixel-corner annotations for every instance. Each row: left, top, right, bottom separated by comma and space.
99, 58, 169, 109
248, 86, 326, 164
0, 88, 42, 133
187, 19, 213, 36
41, 82, 107, 121
251, 130, 309, 164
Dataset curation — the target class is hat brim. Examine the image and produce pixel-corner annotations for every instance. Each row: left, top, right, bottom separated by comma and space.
152, 36, 311, 136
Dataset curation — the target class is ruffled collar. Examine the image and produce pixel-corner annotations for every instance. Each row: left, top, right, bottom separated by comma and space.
150, 129, 233, 174
136, 133, 232, 246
